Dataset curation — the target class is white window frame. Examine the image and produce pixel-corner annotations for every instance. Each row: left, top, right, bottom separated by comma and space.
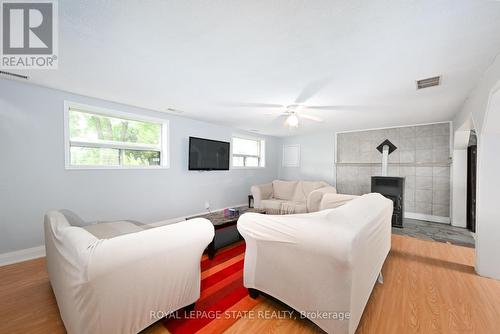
64, 101, 169, 170
231, 135, 266, 169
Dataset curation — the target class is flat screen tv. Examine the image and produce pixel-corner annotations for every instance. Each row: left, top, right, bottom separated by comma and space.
189, 137, 230, 170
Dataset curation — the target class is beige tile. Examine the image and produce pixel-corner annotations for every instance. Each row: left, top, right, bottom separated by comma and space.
416, 189, 433, 203
415, 202, 432, 214
416, 137, 433, 150
433, 147, 450, 163
400, 150, 415, 163
433, 204, 450, 217
416, 167, 433, 176
399, 137, 416, 150
370, 129, 386, 142
400, 166, 415, 176
404, 201, 415, 212
371, 165, 382, 176
416, 124, 434, 137
388, 151, 400, 163
405, 188, 415, 202
433, 135, 449, 148
416, 149, 433, 163
388, 166, 400, 176
433, 176, 450, 188
360, 140, 372, 152
433, 189, 450, 205
416, 176, 433, 190
433, 123, 450, 136
399, 126, 416, 138
433, 167, 450, 177
404, 175, 416, 189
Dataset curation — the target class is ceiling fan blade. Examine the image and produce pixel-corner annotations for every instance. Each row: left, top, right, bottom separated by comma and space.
302, 105, 339, 110
304, 105, 368, 112
294, 77, 332, 104
221, 102, 284, 108
299, 114, 323, 122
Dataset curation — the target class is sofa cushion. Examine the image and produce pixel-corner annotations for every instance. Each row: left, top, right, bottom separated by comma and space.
260, 199, 285, 214
272, 180, 298, 200
281, 201, 308, 214
82, 221, 144, 239
260, 199, 307, 214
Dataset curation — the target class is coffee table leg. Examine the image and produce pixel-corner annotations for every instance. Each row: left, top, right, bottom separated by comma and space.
207, 237, 216, 260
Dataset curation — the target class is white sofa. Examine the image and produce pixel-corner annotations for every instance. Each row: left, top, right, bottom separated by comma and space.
251, 180, 337, 214
237, 193, 393, 334
44, 211, 214, 334
319, 193, 359, 210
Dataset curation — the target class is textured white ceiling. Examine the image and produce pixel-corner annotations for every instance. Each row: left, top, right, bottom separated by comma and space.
19, 0, 500, 136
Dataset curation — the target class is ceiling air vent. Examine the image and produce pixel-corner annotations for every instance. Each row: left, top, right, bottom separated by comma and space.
0, 70, 29, 80
416, 76, 440, 90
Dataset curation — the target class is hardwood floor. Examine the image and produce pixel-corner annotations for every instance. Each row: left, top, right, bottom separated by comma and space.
1, 235, 500, 334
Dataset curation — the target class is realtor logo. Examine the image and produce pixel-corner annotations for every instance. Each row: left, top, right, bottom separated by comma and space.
1, 0, 58, 69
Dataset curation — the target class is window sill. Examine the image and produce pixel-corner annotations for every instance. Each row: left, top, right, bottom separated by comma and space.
65, 165, 170, 170
231, 166, 266, 170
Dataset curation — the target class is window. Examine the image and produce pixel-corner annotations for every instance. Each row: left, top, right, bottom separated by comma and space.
64, 102, 168, 169
232, 137, 265, 168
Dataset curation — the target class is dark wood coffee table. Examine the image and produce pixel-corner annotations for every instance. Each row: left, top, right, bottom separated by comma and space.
186, 206, 265, 259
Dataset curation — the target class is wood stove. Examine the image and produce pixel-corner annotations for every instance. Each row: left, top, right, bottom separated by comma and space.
371, 176, 405, 228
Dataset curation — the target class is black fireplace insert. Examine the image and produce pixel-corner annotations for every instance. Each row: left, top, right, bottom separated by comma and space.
371, 176, 405, 228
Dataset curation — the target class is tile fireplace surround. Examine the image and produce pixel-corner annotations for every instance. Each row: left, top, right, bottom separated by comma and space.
336, 123, 451, 222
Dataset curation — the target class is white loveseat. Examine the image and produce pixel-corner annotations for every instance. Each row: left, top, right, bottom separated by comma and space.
237, 193, 393, 334
44, 211, 214, 334
251, 180, 337, 214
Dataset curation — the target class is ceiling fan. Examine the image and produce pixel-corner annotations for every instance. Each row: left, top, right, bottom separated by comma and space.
222, 77, 343, 128
224, 102, 339, 128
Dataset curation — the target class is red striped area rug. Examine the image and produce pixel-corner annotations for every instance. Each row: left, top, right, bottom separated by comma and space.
163, 241, 260, 334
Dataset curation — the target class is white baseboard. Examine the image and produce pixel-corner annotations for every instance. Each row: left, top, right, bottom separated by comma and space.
405, 212, 450, 224
0, 245, 45, 267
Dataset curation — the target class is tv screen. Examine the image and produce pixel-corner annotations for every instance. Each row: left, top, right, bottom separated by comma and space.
189, 137, 230, 170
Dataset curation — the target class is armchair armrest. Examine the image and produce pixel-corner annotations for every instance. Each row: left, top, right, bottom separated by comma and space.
251, 183, 273, 209
84, 218, 215, 332
88, 218, 214, 278
307, 186, 337, 212
319, 193, 359, 210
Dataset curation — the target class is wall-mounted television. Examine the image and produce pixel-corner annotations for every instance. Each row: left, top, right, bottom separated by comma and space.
189, 137, 230, 170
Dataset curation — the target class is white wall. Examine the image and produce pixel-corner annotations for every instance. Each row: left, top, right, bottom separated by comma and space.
0, 78, 280, 254
475, 84, 500, 280
278, 131, 337, 186
454, 54, 500, 135
453, 54, 500, 280
451, 148, 467, 228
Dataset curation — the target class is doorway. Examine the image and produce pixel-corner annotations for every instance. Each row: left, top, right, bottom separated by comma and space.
466, 132, 477, 232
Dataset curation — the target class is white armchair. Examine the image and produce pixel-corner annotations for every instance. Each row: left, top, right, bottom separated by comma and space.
251, 180, 337, 214
238, 193, 393, 334
44, 211, 214, 334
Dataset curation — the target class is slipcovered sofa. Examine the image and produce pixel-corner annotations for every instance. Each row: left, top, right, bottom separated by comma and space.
319, 192, 359, 210
251, 180, 337, 214
237, 193, 393, 334
44, 211, 214, 334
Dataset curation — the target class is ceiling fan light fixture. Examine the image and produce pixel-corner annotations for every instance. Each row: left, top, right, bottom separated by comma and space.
285, 113, 299, 128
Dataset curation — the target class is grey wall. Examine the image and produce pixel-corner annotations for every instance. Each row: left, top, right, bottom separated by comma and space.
278, 131, 336, 186
336, 123, 452, 218
0, 78, 280, 254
